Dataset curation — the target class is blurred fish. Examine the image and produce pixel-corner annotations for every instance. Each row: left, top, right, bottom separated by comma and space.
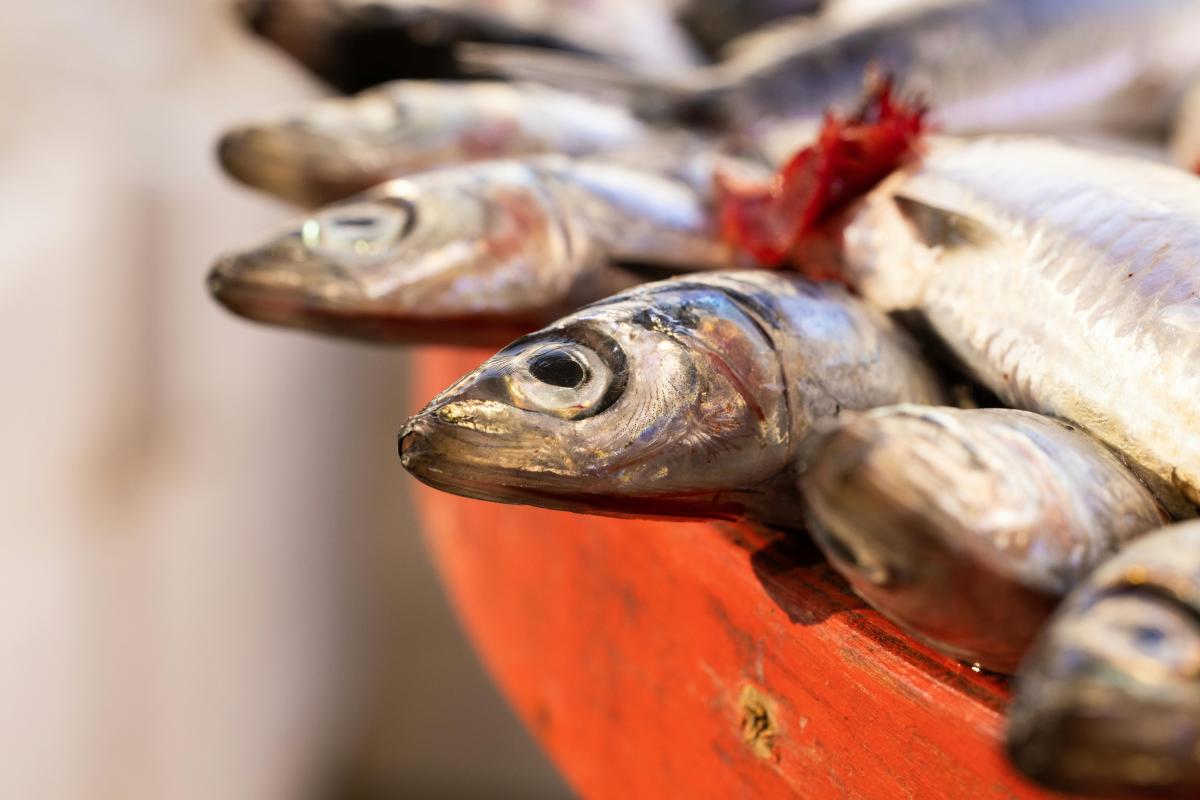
209, 155, 738, 344
841, 136, 1200, 518
399, 271, 944, 523
467, 0, 1200, 138
803, 406, 1167, 673
675, 0, 821, 58
1007, 521, 1200, 797
218, 81, 650, 207
238, 0, 700, 94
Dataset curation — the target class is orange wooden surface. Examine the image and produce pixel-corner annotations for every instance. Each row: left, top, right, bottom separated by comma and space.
409, 347, 1077, 800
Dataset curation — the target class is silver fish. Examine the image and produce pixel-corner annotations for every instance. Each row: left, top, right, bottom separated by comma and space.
1007, 520, 1200, 797
803, 405, 1168, 673
218, 80, 650, 207
467, 0, 1200, 138
398, 271, 944, 523
842, 135, 1200, 517
238, 0, 699, 94
209, 156, 734, 344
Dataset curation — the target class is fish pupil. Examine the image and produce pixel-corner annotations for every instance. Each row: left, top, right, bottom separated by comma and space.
529, 350, 586, 389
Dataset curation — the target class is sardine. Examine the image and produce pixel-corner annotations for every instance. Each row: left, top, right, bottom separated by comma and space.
675, 0, 821, 58
398, 271, 944, 523
803, 405, 1168, 673
238, 0, 700, 94
840, 135, 1200, 517
218, 81, 650, 207
467, 0, 1200, 138
1006, 520, 1200, 797
208, 156, 735, 344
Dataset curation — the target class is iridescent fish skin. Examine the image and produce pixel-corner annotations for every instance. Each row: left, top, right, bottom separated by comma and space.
238, 0, 699, 93
398, 271, 944, 523
1007, 521, 1200, 797
218, 80, 650, 208
472, 0, 1200, 138
209, 156, 731, 344
843, 136, 1200, 517
803, 405, 1167, 673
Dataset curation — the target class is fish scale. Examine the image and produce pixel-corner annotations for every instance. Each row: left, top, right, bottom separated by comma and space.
846, 136, 1200, 516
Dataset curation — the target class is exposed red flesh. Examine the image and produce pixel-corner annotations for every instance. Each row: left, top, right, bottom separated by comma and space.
718, 78, 926, 272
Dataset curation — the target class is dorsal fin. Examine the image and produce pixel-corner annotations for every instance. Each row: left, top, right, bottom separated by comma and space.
893, 195, 993, 250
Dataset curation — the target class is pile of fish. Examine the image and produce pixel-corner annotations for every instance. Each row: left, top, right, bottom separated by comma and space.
214, 0, 1200, 795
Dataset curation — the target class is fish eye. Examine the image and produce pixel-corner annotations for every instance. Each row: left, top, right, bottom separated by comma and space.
301, 199, 414, 265
503, 337, 625, 420
528, 348, 587, 389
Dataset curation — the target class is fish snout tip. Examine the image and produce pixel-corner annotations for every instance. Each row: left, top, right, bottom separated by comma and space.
398, 416, 433, 470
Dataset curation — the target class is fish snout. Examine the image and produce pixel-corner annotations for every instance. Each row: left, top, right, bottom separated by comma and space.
236, 0, 276, 37
398, 415, 434, 470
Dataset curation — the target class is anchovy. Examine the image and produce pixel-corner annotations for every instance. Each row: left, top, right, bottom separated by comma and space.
209, 156, 737, 344
803, 405, 1167, 673
237, 0, 699, 93
218, 80, 650, 207
841, 135, 1200, 517
1007, 520, 1200, 797
398, 271, 944, 523
675, 0, 821, 58
467, 0, 1200, 138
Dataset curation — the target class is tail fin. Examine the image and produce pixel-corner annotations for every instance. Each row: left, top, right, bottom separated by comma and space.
456, 43, 724, 126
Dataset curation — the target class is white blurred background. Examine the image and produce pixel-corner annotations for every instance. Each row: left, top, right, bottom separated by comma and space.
0, 1, 567, 796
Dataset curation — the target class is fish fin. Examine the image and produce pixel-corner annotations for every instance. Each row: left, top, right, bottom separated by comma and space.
455, 43, 719, 124
717, 75, 926, 272
892, 195, 994, 251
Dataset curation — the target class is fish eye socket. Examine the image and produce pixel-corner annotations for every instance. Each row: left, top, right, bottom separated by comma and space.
529, 349, 587, 388
301, 199, 413, 264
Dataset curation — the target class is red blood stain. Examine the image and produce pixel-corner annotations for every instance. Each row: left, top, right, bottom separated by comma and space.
717, 77, 926, 275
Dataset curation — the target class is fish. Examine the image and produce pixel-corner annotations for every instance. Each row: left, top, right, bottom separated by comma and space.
802, 405, 1168, 673
208, 155, 739, 344
237, 0, 700, 94
833, 135, 1200, 518
217, 80, 650, 207
675, 0, 822, 58
465, 0, 1200, 139
1006, 520, 1200, 797
398, 271, 945, 524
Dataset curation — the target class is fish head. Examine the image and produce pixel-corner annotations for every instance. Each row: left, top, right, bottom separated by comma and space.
208, 166, 586, 343
218, 83, 516, 207
399, 280, 794, 519
802, 407, 1064, 671
1008, 587, 1200, 795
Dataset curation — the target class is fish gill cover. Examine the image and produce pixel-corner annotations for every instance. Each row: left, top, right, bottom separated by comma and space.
717, 76, 926, 273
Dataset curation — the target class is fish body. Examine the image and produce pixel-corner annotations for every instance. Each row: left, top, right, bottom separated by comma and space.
239, 0, 699, 93
471, 0, 1200, 139
399, 271, 944, 523
803, 405, 1167, 672
218, 80, 650, 207
209, 156, 734, 344
676, 0, 821, 57
842, 136, 1200, 517
1007, 520, 1200, 797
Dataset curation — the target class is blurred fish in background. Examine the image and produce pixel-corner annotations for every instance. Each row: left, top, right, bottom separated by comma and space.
0, 0, 565, 797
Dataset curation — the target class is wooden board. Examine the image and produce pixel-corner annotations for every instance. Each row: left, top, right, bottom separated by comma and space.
410, 347, 1079, 800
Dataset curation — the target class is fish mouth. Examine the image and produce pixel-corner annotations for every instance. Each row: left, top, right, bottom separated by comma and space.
217, 128, 363, 207
398, 412, 750, 521
1007, 674, 1200, 795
